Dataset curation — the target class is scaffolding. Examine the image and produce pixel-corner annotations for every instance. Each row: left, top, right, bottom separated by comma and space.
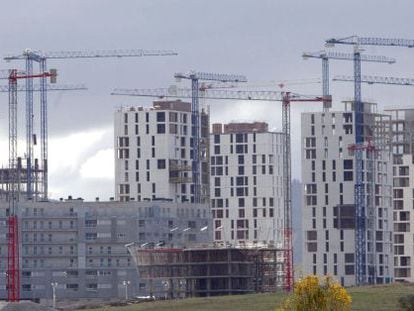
127, 243, 285, 298
0, 158, 44, 201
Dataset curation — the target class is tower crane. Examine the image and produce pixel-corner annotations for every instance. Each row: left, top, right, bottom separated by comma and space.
302, 50, 395, 110
0, 78, 87, 199
4, 48, 178, 200
174, 72, 247, 204
111, 86, 331, 291
325, 35, 414, 285
0, 83, 87, 92
333, 75, 414, 86
6, 68, 57, 302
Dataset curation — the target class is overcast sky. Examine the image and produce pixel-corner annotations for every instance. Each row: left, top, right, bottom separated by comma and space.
0, 0, 413, 200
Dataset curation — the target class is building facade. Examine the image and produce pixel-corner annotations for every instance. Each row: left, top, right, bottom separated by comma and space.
210, 122, 284, 245
114, 100, 209, 203
387, 109, 414, 282
301, 102, 393, 286
0, 200, 211, 302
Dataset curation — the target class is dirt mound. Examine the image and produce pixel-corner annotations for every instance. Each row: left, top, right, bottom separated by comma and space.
1, 302, 55, 311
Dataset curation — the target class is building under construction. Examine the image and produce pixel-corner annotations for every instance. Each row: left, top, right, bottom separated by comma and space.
127, 243, 284, 298
0, 158, 45, 201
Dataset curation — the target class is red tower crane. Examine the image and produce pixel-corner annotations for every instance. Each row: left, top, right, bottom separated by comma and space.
6, 69, 56, 302
111, 86, 331, 291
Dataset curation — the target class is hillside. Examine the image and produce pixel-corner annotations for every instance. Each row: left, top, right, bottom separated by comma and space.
83, 283, 414, 311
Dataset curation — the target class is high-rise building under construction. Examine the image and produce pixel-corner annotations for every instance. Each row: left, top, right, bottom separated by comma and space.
387, 108, 414, 282
210, 122, 284, 245
301, 101, 394, 286
114, 100, 209, 203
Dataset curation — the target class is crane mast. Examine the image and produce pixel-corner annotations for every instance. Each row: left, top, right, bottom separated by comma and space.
112, 86, 331, 291
174, 72, 247, 204
6, 69, 57, 302
8, 70, 19, 302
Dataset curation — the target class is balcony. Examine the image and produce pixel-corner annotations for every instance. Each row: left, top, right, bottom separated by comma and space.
169, 176, 192, 184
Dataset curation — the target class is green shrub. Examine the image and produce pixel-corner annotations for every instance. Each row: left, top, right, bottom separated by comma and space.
399, 295, 414, 311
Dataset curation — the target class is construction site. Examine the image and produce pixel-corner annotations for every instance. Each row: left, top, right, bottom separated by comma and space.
0, 31, 412, 309
126, 242, 284, 298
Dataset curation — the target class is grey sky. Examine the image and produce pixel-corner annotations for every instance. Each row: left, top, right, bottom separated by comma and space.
0, 0, 413, 200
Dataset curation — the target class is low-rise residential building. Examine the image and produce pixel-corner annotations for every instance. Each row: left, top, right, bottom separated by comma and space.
0, 199, 212, 302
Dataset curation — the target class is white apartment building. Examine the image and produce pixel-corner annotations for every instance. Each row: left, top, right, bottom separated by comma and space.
387, 108, 414, 282
301, 102, 393, 286
114, 100, 209, 203
210, 122, 284, 245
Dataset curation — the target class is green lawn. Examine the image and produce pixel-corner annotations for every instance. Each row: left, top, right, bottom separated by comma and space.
85, 283, 414, 311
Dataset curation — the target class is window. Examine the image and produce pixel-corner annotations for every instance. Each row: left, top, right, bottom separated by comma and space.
66, 284, 79, 291
236, 187, 245, 196
236, 133, 244, 143
345, 253, 354, 263
236, 145, 245, 154
345, 265, 354, 275
307, 231, 317, 240
343, 159, 353, 170
156, 112, 165, 122
307, 242, 317, 252
86, 233, 97, 241
214, 135, 220, 144
344, 171, 353, 181
214, 177, 221, 187
157, 159, 166, 169
157, 124, 165, 134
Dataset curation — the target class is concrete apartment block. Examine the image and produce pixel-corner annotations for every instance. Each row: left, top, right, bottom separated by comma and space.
301, 102, 393, 286
210, 122, 284, 245
114, 100, 209, 204
387, 108, 414, 282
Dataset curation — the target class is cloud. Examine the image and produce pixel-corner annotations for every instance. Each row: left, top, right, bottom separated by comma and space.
80, 148, 114, 179
47, 126, 114, 200
48, 127, 112, 175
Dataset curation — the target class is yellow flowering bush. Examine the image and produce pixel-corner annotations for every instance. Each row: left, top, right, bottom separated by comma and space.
277, 275, 351, 311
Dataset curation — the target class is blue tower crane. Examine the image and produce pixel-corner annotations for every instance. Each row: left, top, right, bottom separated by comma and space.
4, 48, 177, 200
302, 51, 395, 110
333, 74, 414, 86
326, 35, 414, 285
0, 84, 87, 92
173, 72, 247, 204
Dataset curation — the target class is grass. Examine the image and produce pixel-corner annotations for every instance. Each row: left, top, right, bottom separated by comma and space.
85, 283, 414, 311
